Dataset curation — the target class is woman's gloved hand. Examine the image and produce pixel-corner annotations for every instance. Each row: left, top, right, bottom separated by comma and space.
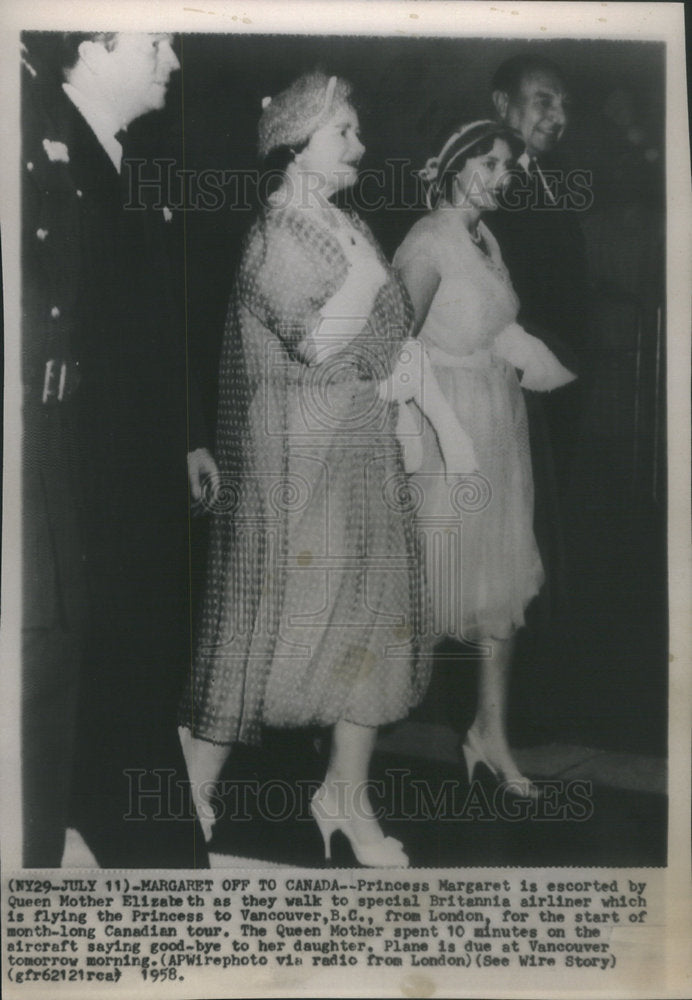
492, 322, 577, 391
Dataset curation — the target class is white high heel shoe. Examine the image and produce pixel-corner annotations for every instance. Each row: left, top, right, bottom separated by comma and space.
198, 817, 215, 844
461, 727, 540, 800
310, 785, 409, 868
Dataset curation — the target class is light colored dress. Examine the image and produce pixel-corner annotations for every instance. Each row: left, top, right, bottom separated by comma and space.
394, 209, 551, 641
179, 205, 431, 746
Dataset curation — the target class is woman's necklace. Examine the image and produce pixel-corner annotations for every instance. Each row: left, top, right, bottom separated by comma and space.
471, 222, 511, 284
443, 202, 489, 256
314, 201, 359, 245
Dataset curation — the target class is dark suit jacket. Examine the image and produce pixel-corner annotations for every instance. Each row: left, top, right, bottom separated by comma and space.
485, 155, 589, 370
22, 55, 207, 867
485, 155, 590, 626
22, 59, 87, 632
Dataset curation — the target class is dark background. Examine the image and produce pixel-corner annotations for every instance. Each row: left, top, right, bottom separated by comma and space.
131, 34, 666, 759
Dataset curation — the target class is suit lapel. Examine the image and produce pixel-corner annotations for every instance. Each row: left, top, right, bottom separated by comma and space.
59, 93, 122, 201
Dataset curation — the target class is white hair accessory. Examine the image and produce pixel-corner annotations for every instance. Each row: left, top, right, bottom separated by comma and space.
418, 156, 440, 183
419, 119, 506, 209
261, 96, 272, 110
322, 75, 337, 113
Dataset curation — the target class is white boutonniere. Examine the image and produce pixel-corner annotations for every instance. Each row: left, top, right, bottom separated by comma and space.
162, 206, 173, 223
42, 139, 70, 163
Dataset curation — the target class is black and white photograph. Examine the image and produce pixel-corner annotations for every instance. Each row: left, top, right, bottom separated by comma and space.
1, 2, 690, 997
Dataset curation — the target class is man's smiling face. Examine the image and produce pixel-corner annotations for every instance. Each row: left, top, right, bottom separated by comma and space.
504, 69, 569, 157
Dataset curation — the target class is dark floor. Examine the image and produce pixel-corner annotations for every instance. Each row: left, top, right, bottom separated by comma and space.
513, 429, 666, 757
200, 726, 666, 870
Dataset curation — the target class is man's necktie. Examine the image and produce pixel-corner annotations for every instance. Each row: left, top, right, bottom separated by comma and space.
528, 156, 557, 206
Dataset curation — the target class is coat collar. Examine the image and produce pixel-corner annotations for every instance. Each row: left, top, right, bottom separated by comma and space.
62, 82, 124, 173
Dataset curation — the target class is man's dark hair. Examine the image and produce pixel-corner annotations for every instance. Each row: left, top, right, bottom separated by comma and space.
22, 31, 118, 81
491, 53, 566, 97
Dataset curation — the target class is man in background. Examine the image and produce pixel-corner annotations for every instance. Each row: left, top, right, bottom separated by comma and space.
485, 54, 590, 740
488, 53, 589, 491
21, 31, 214, 867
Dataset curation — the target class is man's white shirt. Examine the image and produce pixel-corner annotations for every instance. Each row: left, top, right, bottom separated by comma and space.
517, 150, 557, 205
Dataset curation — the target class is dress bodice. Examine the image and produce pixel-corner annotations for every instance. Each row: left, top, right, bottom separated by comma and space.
237, 203, 412, 384
393, 208, 520, 357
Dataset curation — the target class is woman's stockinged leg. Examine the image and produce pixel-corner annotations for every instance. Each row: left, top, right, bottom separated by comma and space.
474, 634, 515, 751
464, 634, 539, 796
178, 727, 230, 843
325, 718, 378, 821
311, 718, 409, 867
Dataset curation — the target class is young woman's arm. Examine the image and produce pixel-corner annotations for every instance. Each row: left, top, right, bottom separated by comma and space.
384, 250, 477, 477
396, 254, 441, 339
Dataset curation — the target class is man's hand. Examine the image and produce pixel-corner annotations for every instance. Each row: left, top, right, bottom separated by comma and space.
187, 447, 219, 512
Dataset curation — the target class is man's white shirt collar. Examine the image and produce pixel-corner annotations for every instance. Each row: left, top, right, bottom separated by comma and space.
62, 82, 124, 173
517, 151, 532, 174
517, 149, 556, 205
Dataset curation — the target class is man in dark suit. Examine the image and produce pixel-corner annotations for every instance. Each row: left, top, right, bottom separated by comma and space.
483, 55, 590, 739
21, 32, 215, 867
487, 53, 589, 491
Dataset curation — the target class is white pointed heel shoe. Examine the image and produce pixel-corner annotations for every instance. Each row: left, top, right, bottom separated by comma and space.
199, 817, 215, 844
310, 786, 408, 868
461, 727, 540, 800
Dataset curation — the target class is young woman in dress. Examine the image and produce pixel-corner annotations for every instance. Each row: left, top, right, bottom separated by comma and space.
394, 120, 576, 794
177, 72, 469, 867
